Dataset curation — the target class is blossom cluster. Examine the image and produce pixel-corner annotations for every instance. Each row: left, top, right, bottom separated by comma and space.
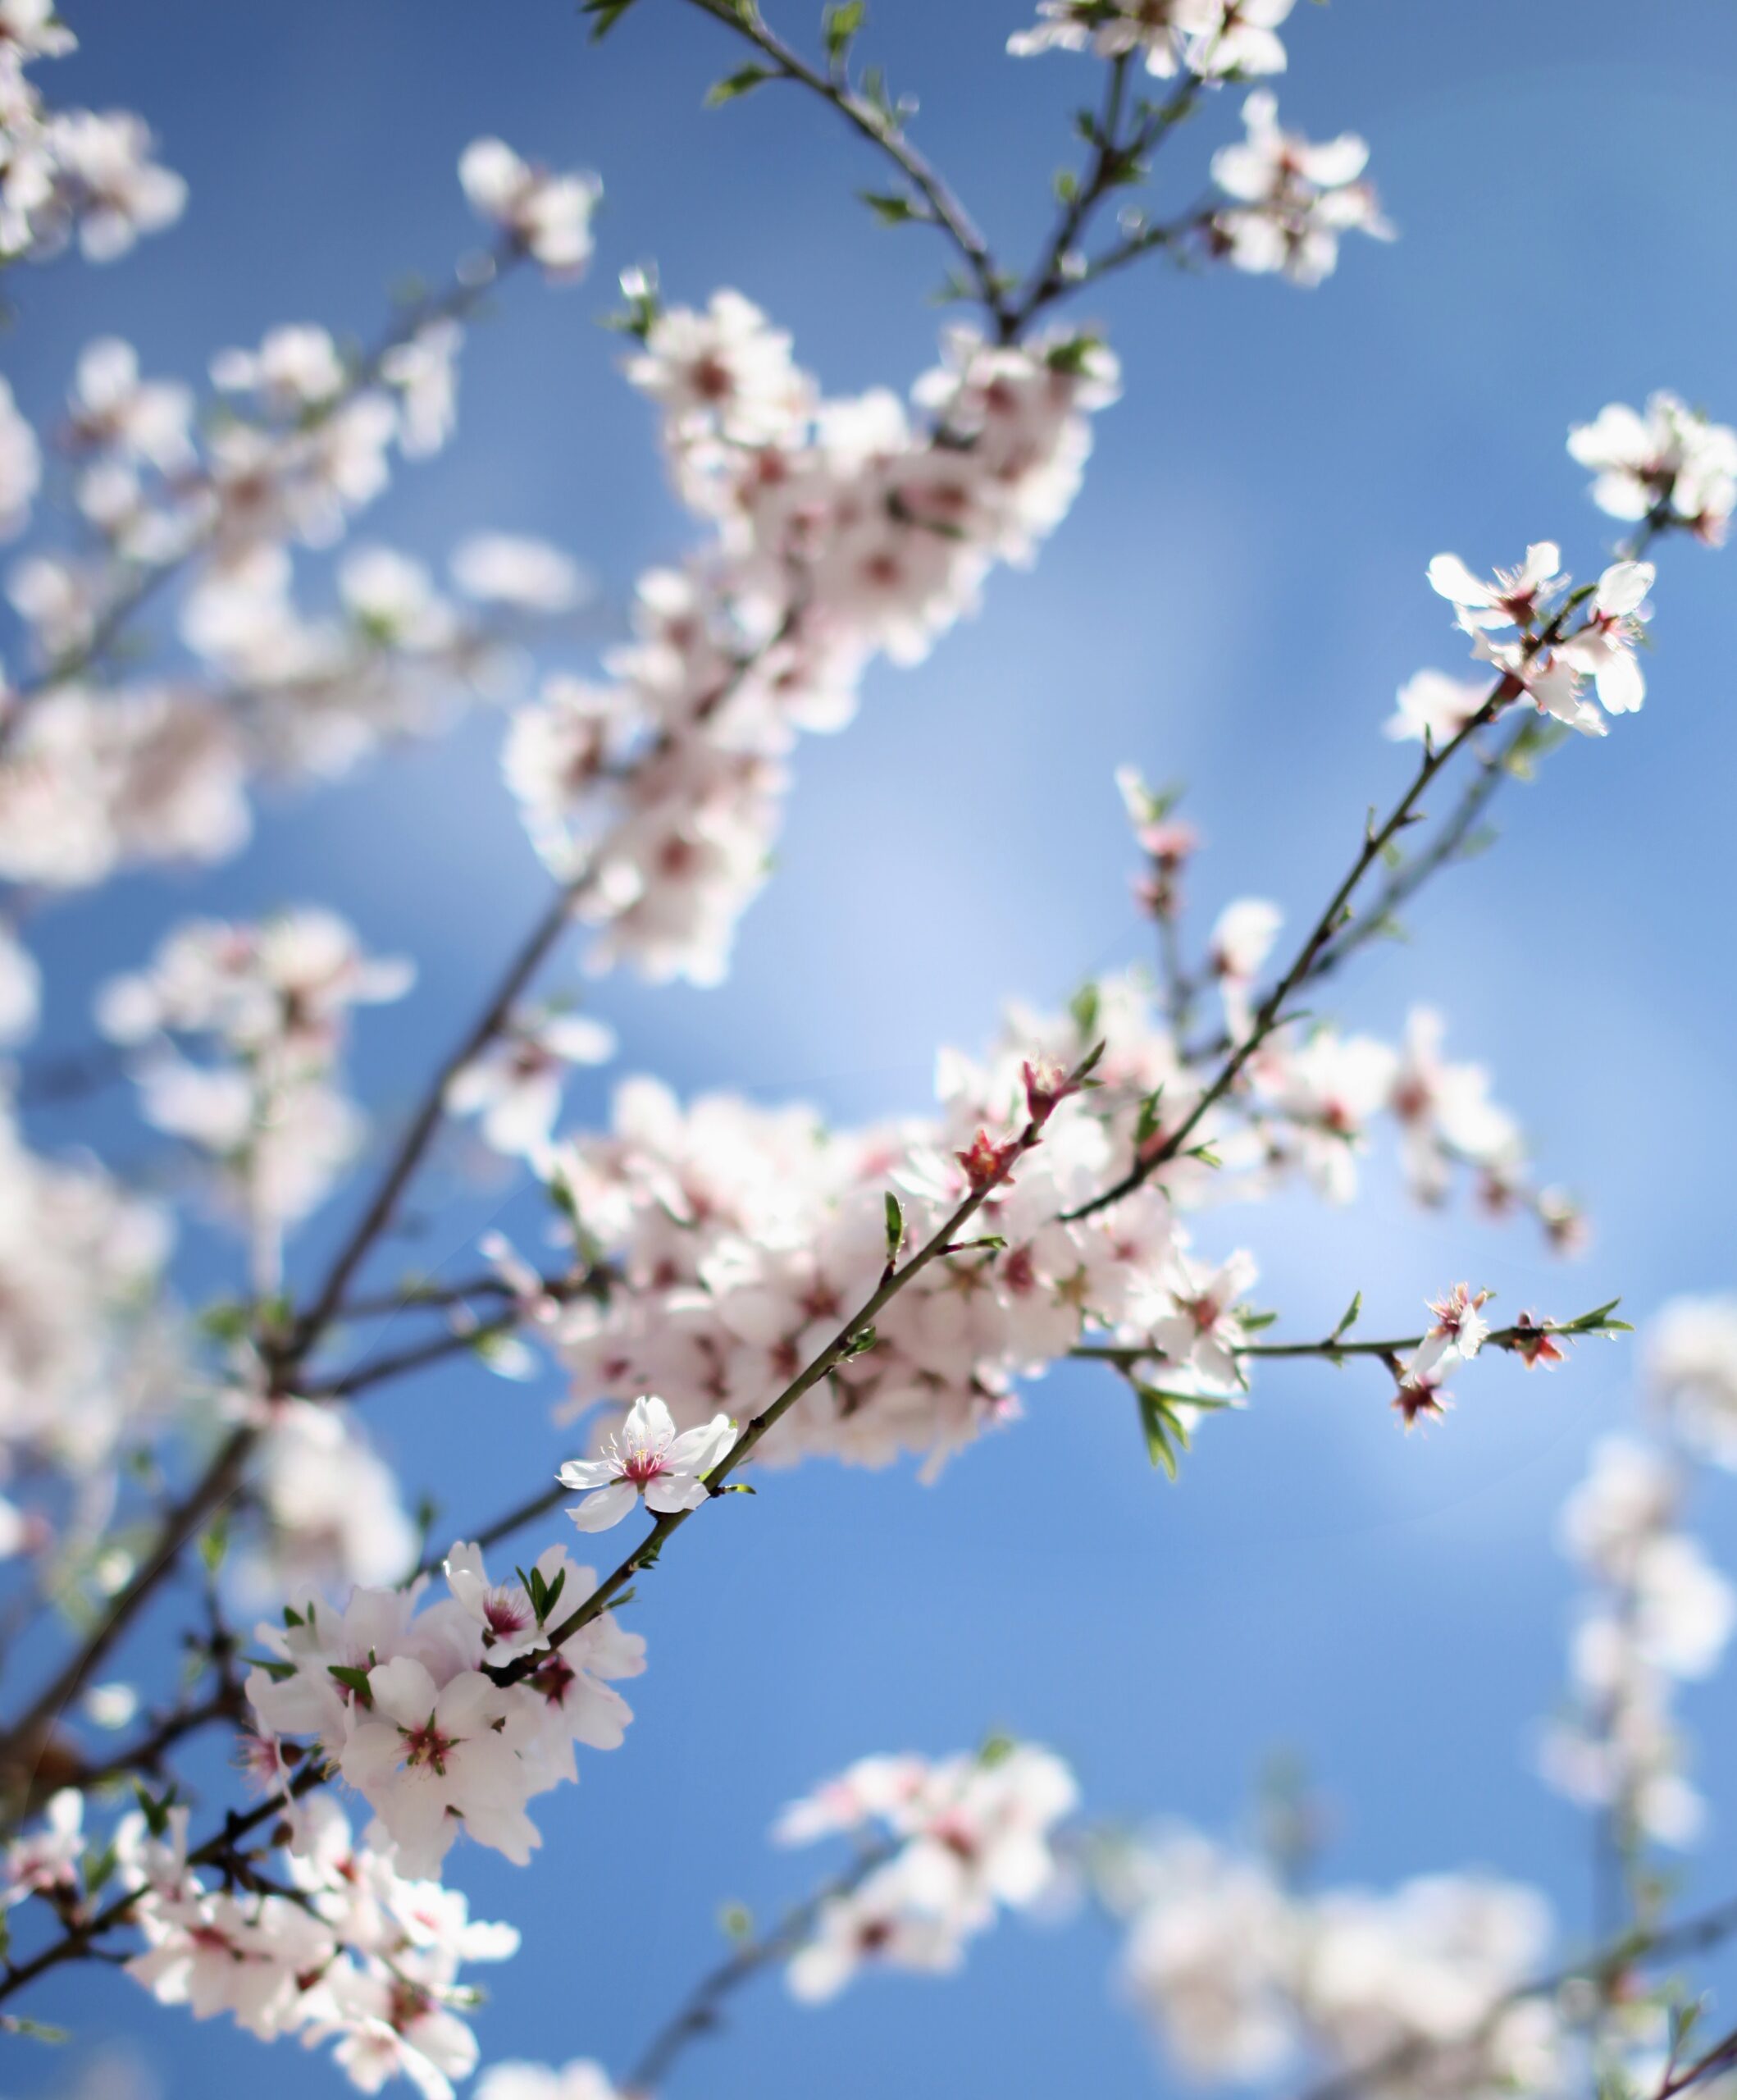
5, 1786, 520, 2100
1107, 1826, 1561, 2098
244, 1541, 643, 1879
1009, 0, 1295, 81
527, 955, 1556, 1481
0, 0, 185, 268
97, 908, 413, 1230
0, 147, 593, 901
504, 290, 1121, 984
1539, 1299, 1737, 1851
0, 1080, 177, 1559
771, 1742, 1078, 2000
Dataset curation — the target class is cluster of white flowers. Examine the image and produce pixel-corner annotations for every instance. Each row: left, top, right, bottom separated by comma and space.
1208, 90, 1392, 286
0, 2, 185, 267
504, 291, 1120, 984
0, 148, 593, 899
239, 1400, 421, 1605
1644, 1293, 1737, 1466
1570, 393, 1737, 546
1110, 1827, 1560, 2098
244, 1541, 641, 1879
0, 1082, 177, 1559
1540, 1431, 1734, 1848
1009, 0, 1294, 81
772, 1742, 1078, 2001
531, 950, 1556, 1477
97, 909, 413, 1230
111, 1791, 511, 2099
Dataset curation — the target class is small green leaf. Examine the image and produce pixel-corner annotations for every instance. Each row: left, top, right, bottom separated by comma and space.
705, 63, 774, 106
1331, 1290, 1363, 1341
327, 1663, 375, 1708
0, 2016, 69, 2043
884, 1190, 905, 1264
198, 1515, 228, 1576
823, 1, 864, 57
581, 0, 642, 38
1069, 982, 1101, 1040
859, 188, 916, 225
719, 1900, 755, 1942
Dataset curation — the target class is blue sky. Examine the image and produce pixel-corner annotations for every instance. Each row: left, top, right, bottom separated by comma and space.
8, 1, 1737, 2094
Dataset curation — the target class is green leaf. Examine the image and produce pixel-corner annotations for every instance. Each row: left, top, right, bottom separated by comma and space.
134, 1781, 178, 1839
884, 1190, 905, 1264
198, 1514, 228, 1575
1134, 1087, 1165, 1148
1331, 1290, 1363, 1342
839, 1324, 879, 1360
823, 1, 864, 57
327, 1663, 375, 1708
540, 1566, 567, 1625
859, 188, 916, 225
581, 0, 643, 38
1069, 982, 1101, 1040
705, 63, 774, 106
83, 1842, 119, 1897
0, 2016, 69, 2043
1052, 168, 1079, 203
719, 1900, 755, 1942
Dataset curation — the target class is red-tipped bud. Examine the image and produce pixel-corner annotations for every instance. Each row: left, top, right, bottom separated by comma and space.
1510, 1312, 1566, 1370
955, 1128, 1020, 1194
1020, 1057, 1080, 1129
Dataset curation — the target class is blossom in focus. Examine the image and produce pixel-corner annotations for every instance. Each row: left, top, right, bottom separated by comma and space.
1557, 559, 1654, 715
1428, 541, 1560, 630
559, 1394, 736, 1531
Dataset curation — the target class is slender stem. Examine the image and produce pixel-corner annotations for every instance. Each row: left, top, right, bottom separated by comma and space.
1292, 1888, 1737, 2100
0, 1428, 252, 1786
1005, 75, 1203, 336
0, 243, 524, 758
290, 887, 576, 1348
626, 1838, 897, 2092
1061, 598, 1604, 1229
676, 0, 1008, 327
492, 1077, 1083, 1687
1070, 1313, 1607, 1368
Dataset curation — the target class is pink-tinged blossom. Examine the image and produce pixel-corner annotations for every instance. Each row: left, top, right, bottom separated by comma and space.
781, 1743, 1078, 2002
1427, 541, 1561, 630
446, 1009, 616, 1158
1210, 92, 1389, 287
1426, 1284, 1491, 1360
1557, 559, 1654, 715
340, 1658, 542, 1876
2, 1787, 82, 1907
559, 1393, 735, 1531
1149, 1250, 1258, 1391
458, 138, 600, 277
1569, 392, 1737, 543
1384, 667, 1488, 746
1467, 629, 1603, 737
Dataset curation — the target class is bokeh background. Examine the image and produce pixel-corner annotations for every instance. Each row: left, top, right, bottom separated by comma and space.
7, 1, 1737, 2093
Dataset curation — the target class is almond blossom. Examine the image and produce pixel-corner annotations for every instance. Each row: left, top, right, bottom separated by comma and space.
559, 1394, 736, 1531
1569, 391, 1737, 542
1556, 558, 1655, 714
1209, 90, 1390, 286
